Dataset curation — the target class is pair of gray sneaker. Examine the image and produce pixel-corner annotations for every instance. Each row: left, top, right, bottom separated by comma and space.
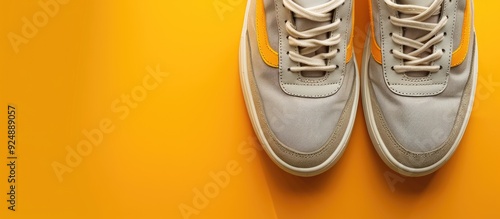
239, 0, 478, 177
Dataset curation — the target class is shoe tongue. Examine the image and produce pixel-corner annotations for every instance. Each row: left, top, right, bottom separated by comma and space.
294, 0, 330, 7
397, 0, 434, 7
293, 0, 332, 77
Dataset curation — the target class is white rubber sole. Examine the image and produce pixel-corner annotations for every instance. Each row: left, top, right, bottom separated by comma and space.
361, 31, 479, 177
238, 0, 360, 177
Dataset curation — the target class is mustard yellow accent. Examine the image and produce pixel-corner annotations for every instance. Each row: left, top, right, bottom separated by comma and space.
451, 0, 471, 67
345, 1, 355, 63
369, 0, 472, 67
369, 0, 383, 64
256, 0, 279, 68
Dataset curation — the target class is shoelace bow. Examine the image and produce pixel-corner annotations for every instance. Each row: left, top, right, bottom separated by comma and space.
283, 0, 345, 73
385, 0, 448, 74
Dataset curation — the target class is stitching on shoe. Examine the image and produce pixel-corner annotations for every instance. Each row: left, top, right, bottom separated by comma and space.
248, 55, 355, 160
380, 0, 455, 96
369, 49, 474, 161
278, 0, 349, 98
268, 80, 355, 158
282, 82, 341, 86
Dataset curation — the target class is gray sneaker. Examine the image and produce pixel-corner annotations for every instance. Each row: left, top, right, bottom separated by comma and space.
239, 0, 359, 176
362, 0, 478, 176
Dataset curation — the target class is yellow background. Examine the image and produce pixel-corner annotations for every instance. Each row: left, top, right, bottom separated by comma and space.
0, 0, 499, 218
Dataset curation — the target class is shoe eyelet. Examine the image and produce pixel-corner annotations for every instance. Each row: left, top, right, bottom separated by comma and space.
390, 49, 394, 54
439, 65, 443, 70
389, 33, 393, 37
391, 66, 395, 71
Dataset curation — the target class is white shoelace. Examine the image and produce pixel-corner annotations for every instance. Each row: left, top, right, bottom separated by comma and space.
385, 0, 448, 74
283, 0, 345, 73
